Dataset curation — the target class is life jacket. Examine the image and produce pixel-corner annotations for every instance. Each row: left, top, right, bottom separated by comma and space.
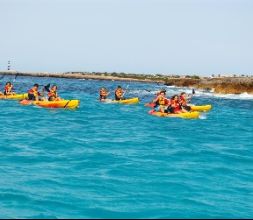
4, 85, 12, 93
115, 89, 123, 100
156, 95, 170, 106
28, 88, 40, 96
48, 90, 57, 99
157, 96, 167, 106
171, 99, 181, 112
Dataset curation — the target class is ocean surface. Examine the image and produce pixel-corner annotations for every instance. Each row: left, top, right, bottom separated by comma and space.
0, 75, 253, 218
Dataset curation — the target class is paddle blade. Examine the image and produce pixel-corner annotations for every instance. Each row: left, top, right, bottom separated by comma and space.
13, 74, 18, 82
44, 84, 50, 92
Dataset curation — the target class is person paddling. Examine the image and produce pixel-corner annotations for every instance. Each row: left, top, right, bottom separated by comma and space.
4, 82, 15, 96
115, 86, 125, 101
179, 92, 191, 111
152, 89, 170, 113
48, 85, 61, 101
171, 95, 188, 113
28, 84, 42, 101
99, 87, 109, 101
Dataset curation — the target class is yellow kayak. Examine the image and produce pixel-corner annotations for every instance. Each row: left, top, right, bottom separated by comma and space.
149, 110, 200, 119
190, 105, 212, 112
104, 97, 139, 104
0, 93, 28, 100
20, 99, 80, 109
145, 103, 212, 112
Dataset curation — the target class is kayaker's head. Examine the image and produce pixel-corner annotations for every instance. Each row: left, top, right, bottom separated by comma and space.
172, 95, 179, 101
33, 84, 39, 91
6, 82, 11, 86
51, 85, 58, 92
100, 88, 107, 95
180, 92, 187, 99
159, 89, 166, 97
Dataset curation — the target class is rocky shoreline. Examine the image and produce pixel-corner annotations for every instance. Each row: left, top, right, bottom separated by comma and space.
164, 77, 253, 94
0, 71, 253, 95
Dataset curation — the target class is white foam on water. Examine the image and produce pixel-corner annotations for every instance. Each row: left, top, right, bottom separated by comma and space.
212, 92, 253, 100
199, 114, 207, 120
195, 90, 253, 100
125, 85, 253, 101
165, 85, 253, 100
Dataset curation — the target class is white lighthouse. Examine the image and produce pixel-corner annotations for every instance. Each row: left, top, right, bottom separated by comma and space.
7, 60, 11, 71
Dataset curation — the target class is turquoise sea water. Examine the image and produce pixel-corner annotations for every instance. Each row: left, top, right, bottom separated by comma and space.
0, 76, 253, 218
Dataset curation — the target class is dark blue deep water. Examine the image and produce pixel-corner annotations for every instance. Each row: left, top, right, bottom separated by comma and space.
0, 76, 253, 218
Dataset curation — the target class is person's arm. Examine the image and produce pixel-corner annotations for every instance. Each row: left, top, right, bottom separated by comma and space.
35, 93, 39, 101
152, 95, 159, 103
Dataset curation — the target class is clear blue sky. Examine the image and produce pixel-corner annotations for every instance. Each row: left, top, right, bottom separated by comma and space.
0, 0, 252, 75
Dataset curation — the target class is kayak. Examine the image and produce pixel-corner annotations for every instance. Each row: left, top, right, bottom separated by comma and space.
113, 97, 139, 104
0, 93, 28, 100
20, 99, 80, 109
145, 103, 212, 112
104, 97, 139, 104
189, 104, 212, 112
149, 110, 200, 119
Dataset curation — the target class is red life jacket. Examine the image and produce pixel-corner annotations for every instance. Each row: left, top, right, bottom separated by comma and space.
4, 85, 12, 93
172, 100, 181, 112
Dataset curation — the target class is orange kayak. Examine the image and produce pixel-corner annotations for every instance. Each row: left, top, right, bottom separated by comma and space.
20, 99, 80, 109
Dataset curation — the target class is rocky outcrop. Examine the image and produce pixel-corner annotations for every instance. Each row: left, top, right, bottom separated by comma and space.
165, 77, 253, 94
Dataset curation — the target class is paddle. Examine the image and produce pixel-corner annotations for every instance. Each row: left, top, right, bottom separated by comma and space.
122, 85, 129, 98
64, 100, 71, 108
43, 84, 51, 92
36, 83, 50, 100
13, 74, 18, 83
186, 89, 195, 104
144, 89, 152, 92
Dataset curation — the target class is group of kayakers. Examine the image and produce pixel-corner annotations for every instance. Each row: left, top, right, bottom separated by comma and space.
148, 89, 192, 114
99, 86, 126, 101
2, 82, 193, 114
1, 82, 61, 102
27, 84, 62, 101
99, 86, 193, 114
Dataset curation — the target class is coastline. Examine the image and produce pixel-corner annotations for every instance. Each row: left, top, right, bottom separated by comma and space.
0, 71, 164, 84
0, 70, 253, 95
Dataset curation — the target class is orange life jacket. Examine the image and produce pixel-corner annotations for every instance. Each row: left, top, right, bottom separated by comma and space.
48, 90, 57, 99
115, 89, 123, 98
28, 88, 40, 96
157, 96, 167, 105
